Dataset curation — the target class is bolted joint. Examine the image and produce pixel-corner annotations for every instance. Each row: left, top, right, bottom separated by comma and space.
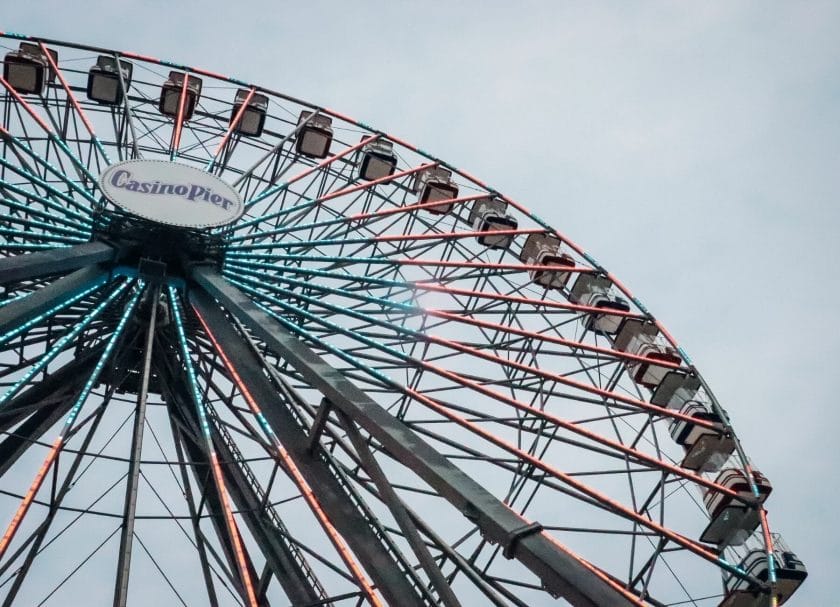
502, 521, 544, 559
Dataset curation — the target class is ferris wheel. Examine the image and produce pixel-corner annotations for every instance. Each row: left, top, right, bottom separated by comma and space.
0, 33, 807, 607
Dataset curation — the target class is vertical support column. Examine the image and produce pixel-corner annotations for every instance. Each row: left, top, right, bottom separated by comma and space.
113, 285, 158, 607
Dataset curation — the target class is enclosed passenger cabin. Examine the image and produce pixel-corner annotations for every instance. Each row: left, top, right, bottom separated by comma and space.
3, 42, 57, 96
412, 167, 459, 214
230, 89, 269, 137
669, 401, 735, 471
720, 542, 807, 607
295, 111, 334, 158
158, 71, 203, 121
568, 274, 631, 335
468, 198, 518, 250
519, 234, 575, 291
614, 320, 683, 389
629, 335, 681, 388
357, 138, 397, 181
87, 55, 133, 105
701, 468, 772, 547
650, 370, 700, 408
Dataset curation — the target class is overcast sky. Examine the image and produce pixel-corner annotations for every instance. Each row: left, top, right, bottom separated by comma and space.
2, 2, 837, 604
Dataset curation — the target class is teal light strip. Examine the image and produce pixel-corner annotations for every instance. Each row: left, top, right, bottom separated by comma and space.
0, 133, 98, 209
0, 278, 107, 346
61, 282, 144, 430
0, 279, 131, 408
168, 286, 212, 440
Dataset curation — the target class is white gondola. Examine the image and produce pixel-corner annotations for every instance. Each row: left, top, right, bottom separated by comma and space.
701, 468, 772, 547
412, 167, 458, 214
615, 320, 685, 391
3, 42, 56, 95
87, 55, 133, 105
669, 401, 735, 471
625, 332, 682, 389
519, 234, 575, 290
231, 89, 269, 137
568, 274, 631, 335
295, 111, 334, 158
650, 370, 700, 408
357, 138, 397, 181
721, 540, 807, 607
468, 198, 518, 250
158, 71, 203, 120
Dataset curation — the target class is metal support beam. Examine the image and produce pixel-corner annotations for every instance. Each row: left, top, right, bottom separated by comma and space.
113, 285, 157, 607
192, 266, 637, 607
0, 265, 108, 335
0, 241, 117, 285
190, 287, 430, 607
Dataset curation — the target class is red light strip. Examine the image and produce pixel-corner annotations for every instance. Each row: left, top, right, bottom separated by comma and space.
0, 437, 62, 561
281, 134, 379, 191
170, 72, 189, 156
211, 87, 255, 159
0, 75, 53, 134
209, 452, 260, 607
230, 192, 488, 243
417, 354, 735, 496
429, 308, 682, 370
38, 42, 97, 139
193, 307, 384, 607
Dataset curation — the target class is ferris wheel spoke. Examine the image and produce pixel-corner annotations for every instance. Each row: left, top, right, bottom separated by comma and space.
168, 288, 261, 607
0, 197, 88, 239
204, 87, 255, 174
225, 255, 643, 321
0, 166, 94, 228
0, 340, 103, 441
0, 369, 128, 607
167, 72, 191, 161
230, 191, 489, 245
188, 374, 340, 605
231, 108, 325, 192
0, 265, 108, 338
0, 277, 131, 411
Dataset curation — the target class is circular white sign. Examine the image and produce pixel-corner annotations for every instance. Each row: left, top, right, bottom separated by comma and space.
98, 160, 243, 229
